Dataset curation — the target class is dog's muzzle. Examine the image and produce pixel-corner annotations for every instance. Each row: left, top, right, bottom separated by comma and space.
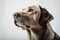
14, 13, 25, 24
13, 12, 33, 29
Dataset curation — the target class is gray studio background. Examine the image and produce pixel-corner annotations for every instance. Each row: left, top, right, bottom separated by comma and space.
0, 0, 60, 40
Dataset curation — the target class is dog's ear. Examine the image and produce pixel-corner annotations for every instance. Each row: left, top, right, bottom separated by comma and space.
39, 6, 54, 26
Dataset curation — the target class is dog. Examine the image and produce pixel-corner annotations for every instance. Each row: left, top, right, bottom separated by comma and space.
13, 5, 60, 40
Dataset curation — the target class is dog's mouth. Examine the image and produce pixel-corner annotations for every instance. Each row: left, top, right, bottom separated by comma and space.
14, 17, 30, 29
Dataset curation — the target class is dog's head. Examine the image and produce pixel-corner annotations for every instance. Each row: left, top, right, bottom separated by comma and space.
13, 5, 54, 29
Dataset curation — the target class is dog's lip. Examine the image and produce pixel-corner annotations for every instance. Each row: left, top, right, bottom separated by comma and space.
25, 25, 30, 28
14, 19, 30, 29
14, 19, 20, 27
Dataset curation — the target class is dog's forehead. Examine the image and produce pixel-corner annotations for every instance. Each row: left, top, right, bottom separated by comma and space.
28, 6, 39, 9
22, 5, 40, 12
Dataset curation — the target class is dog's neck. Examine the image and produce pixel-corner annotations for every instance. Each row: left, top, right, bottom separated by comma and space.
27, 23, 42, 40
27, 23, 54, 40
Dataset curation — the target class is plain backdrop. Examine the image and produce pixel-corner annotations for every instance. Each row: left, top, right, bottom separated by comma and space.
0, 0, 60, 40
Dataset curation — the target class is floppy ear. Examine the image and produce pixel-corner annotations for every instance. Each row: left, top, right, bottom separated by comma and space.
39, 6, 54, 26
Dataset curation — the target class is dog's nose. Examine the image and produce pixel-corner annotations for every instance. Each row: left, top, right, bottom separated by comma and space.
13, 13, 20, 18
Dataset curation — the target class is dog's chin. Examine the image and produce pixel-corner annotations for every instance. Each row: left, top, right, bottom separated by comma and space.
14, 20, 30, 30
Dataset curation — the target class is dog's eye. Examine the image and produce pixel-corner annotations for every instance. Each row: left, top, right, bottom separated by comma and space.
28, 9, 33, 12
